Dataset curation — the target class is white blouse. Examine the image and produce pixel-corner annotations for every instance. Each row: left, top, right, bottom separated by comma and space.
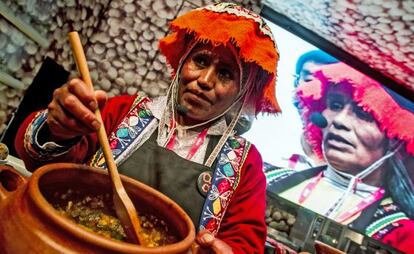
148, 96, 230, 165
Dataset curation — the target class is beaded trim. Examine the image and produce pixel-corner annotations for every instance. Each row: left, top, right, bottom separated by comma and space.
199, 136, 250, 235
265, 167, 295, 184
202, 3, 275, 44
89, 96, 155, 167
24, 110, 73, 161
366, 212, 408, 237
366, 199, 410, 239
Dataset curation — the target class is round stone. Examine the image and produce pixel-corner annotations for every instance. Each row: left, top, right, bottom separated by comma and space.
0, 143, 9, 160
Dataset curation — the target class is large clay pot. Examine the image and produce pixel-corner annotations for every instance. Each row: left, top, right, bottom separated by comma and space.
0, 163, 195, 253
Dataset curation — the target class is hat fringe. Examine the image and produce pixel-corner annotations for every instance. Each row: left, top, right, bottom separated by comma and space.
158, 8, 280, 114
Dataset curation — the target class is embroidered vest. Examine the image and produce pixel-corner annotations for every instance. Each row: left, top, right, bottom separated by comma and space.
89, 96, 250, 234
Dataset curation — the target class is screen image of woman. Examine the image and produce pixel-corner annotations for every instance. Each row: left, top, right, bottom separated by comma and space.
267, 62, 414, 254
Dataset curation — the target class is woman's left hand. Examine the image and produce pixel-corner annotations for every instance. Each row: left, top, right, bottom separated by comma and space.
195, 230, 233, 254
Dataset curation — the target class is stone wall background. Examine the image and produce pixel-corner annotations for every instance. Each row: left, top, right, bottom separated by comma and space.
0, 0, 261, 136
265, 0, 414, 92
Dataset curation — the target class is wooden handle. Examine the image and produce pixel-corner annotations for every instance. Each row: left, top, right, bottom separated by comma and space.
68, 32, 145, 245
68, 32, 120, 183
191, 242, 200, 254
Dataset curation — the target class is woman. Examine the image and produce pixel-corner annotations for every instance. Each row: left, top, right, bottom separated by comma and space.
15, 3, 280, 253
268, 62, 414, 253
287, 50, 339, 169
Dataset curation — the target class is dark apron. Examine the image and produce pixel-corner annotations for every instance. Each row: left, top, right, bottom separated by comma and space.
118, 131, 218, 226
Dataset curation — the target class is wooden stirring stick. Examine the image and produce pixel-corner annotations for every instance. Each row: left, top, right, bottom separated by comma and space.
68, 31, 145, 245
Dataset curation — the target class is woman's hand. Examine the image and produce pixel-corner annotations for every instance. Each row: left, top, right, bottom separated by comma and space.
46, 78, 107, 142
195, 230, 233, 254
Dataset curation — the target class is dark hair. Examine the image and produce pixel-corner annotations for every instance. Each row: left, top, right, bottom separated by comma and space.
295, 50, 339, 76
293, 50, 339, 110
388, 155, 414, 218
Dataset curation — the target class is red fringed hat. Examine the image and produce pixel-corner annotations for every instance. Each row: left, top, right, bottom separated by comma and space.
297, 62, 414, 157
159, 2, 281, 114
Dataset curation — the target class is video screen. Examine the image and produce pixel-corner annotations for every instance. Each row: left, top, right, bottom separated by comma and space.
1, 0, 412, 252
244, 21, 414, 254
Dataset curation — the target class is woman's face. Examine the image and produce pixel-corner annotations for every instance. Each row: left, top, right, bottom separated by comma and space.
177, 43, 241, 125
322, 85, 388, 174
296, 61, 324, 87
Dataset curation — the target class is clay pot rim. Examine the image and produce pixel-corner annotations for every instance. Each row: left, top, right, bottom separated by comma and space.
27, 162, 195, 253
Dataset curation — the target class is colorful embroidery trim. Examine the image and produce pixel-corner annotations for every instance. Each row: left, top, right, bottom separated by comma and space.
24, 110, 73, 160
89, 96, 154, 168
199, 136, 250, 235
366, 212, 408, 237
265, 168, 295, 184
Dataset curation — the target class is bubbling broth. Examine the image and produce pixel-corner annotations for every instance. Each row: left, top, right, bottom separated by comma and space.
50, 189, 178, 247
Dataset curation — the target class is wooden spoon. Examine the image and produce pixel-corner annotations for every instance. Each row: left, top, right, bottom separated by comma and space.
68, 31, 145, 245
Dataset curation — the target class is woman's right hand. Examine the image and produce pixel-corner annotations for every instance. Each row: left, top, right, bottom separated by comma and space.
46, 78, 107, 142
